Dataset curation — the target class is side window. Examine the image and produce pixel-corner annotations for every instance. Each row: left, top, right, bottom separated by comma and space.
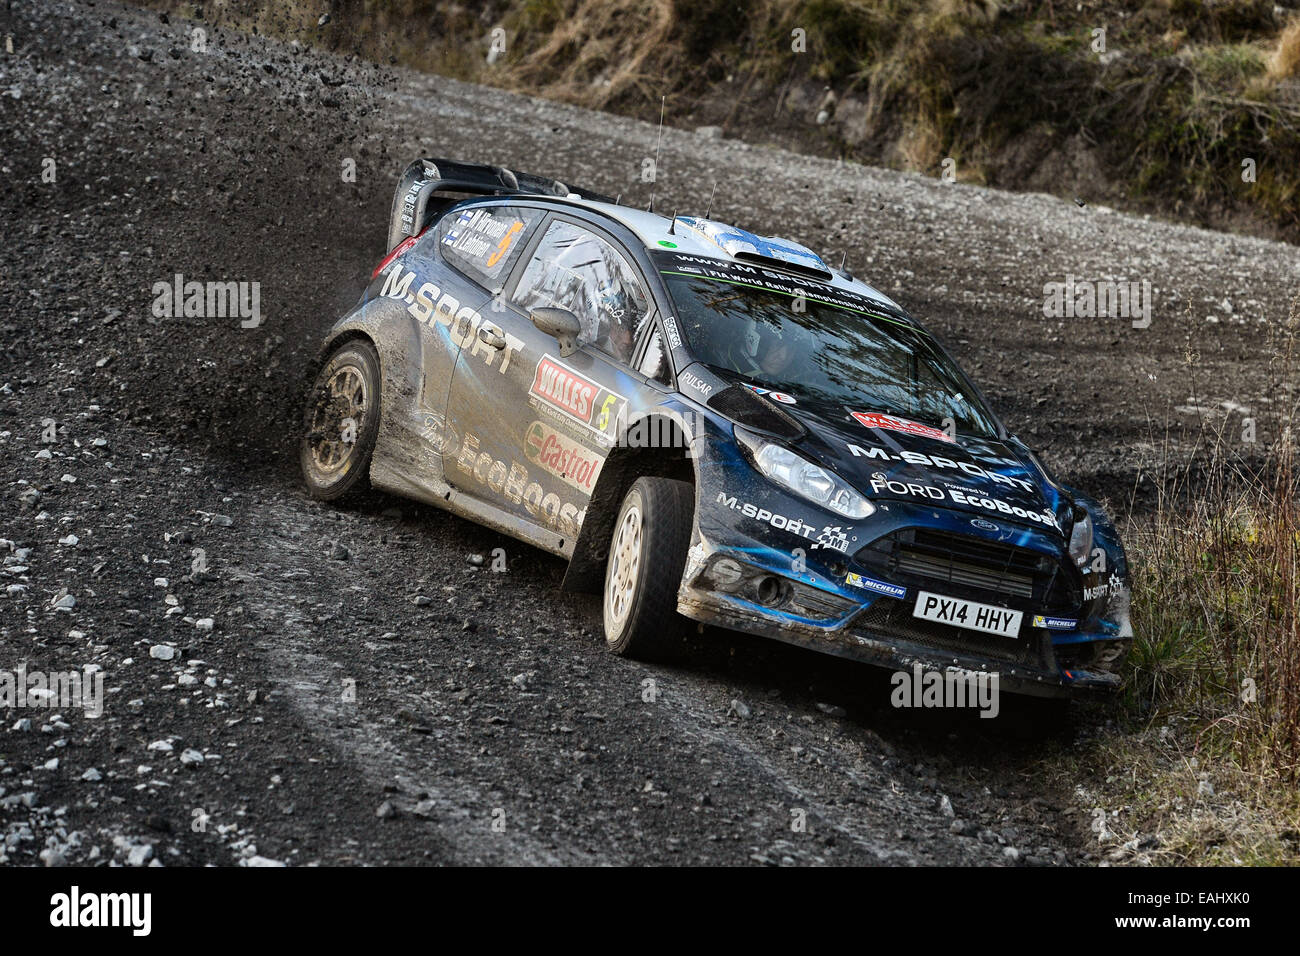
511, 220, 649, 365
638, 328, 672, 385
437, 205, 541, 291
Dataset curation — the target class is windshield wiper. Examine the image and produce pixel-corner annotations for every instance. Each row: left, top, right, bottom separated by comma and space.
853, 402, 927, 422
900, 410, 949, 429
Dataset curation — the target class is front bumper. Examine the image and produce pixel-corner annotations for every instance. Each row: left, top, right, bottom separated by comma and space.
681, 510, 1130, 700
684, 421, 1132, 699
679, 579, 1123, 699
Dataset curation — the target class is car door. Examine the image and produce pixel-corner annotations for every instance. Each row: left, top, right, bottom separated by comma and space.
414, 202, 544, 465
444, 214, 655, 543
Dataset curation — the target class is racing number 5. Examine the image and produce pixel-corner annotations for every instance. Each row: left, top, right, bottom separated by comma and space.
597, 395, 618, 432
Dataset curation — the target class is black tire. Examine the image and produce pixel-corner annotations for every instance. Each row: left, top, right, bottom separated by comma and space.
300, 339, 382, 502
602, 477, 694, 661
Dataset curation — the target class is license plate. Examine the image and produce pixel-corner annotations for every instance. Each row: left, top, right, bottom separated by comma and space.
913, 591, 1022, 638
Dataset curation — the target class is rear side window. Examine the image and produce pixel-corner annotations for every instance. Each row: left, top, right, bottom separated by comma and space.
511, 220, 649, 365
639, 327, 671, 385
437, 205, 541, 290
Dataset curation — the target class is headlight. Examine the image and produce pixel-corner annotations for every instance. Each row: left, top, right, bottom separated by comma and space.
1068, 506, 1093, 566
735, 427, 875, 519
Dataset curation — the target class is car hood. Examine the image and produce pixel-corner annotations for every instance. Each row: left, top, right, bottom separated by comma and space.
688, 370, 1071, 538
797, 400, 1069, 537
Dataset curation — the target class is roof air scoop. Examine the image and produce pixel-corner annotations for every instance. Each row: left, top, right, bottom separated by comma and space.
675, 216, 833, 280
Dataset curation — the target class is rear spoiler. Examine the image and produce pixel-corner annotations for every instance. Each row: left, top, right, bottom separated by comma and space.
386, 157, 617, 253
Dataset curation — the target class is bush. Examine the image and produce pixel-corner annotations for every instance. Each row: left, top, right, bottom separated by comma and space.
1126, 309, 1300, 779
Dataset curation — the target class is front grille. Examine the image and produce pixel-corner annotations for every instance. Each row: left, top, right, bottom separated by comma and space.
894, 550, 1034, 599
856, 527, 1080, 613
854, 597, 1049, 668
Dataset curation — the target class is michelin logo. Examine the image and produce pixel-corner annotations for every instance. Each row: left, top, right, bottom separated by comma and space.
1032, 615, 1077, 631
845, 572, 906, 599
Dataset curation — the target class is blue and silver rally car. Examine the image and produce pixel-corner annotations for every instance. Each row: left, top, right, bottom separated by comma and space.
301, 158, 1133, 698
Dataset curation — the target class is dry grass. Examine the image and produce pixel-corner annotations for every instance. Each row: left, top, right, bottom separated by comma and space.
934, 0, 1000, 24
896, 115, 944, 172
1268, 18, 1300, 80
1127, 300, 1300, 776
1064, 722, 1300, 864
1050, 448, 1300, 862
1047, 300, 1300, 865
1128, 437, 1300, 772
507, 0, 679, 109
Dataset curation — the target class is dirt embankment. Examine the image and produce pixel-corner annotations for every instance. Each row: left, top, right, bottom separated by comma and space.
137, 0, 1300, 243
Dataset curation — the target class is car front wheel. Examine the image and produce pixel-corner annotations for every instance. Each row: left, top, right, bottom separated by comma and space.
603, 477, 694, 661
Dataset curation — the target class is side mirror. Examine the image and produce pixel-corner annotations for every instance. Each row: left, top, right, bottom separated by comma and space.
530, 308, 581, 357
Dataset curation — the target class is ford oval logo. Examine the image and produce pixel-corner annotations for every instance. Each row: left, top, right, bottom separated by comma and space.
970, 518, 999, 533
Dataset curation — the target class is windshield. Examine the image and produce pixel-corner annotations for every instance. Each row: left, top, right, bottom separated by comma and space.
656, 254, 1001, 438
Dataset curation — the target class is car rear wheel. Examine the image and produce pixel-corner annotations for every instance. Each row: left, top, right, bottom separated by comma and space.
300, 339, 381, 501
603, 477, 694, 661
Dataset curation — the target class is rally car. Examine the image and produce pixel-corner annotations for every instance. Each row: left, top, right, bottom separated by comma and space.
300, 158, 1132, 698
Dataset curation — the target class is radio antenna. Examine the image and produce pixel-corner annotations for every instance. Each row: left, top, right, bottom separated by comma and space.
650, 94, 665, 214
668, 211, 677, 235
705, 180, 717, 220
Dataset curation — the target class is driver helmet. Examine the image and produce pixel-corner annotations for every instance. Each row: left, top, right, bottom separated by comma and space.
742, 322, 784, 361
595, 280, 629, 321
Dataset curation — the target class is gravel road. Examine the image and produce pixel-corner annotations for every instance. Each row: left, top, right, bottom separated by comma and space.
2, 0, 1296, 866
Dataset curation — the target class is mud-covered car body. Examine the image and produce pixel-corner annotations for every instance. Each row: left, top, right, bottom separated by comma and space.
314, 158, 1133, 698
